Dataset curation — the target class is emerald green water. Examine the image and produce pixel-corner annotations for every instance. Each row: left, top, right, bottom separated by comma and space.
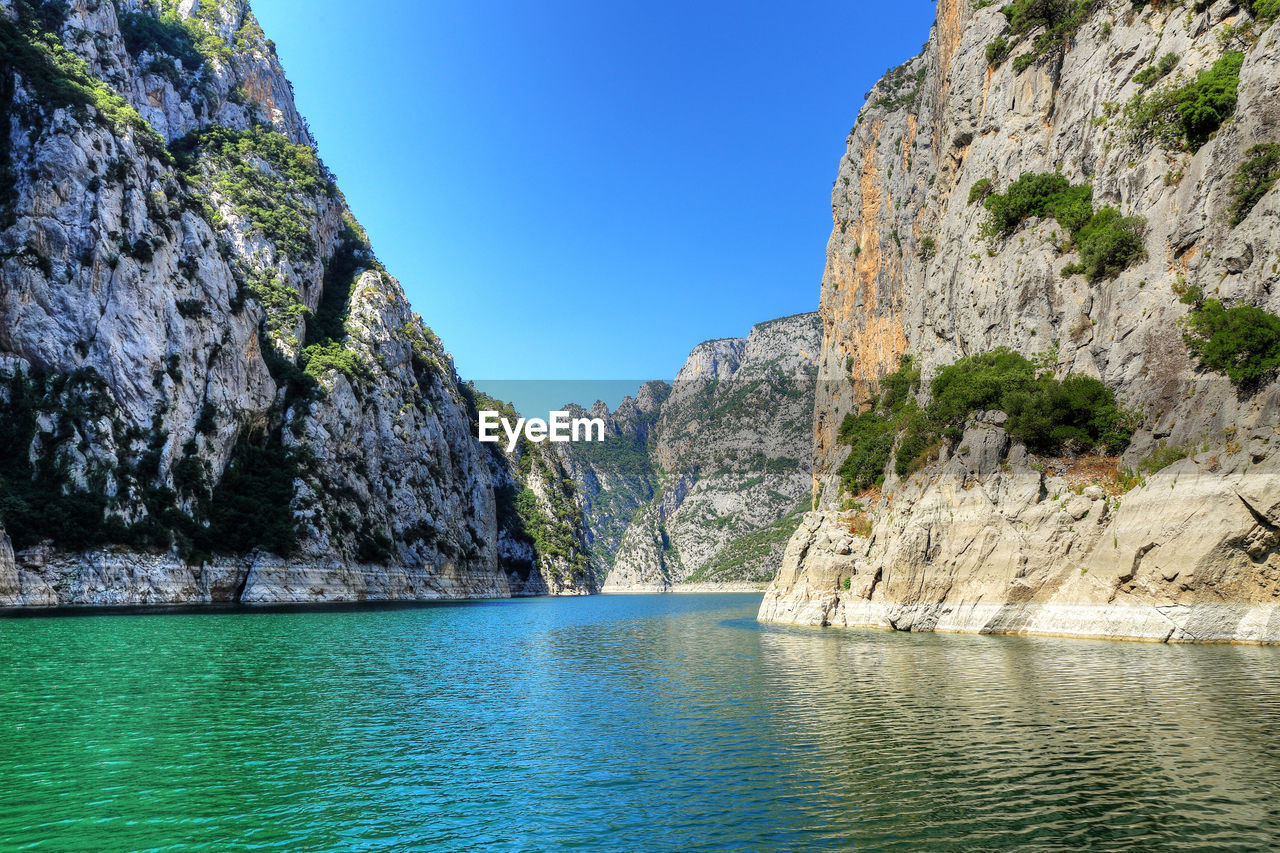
1, 593, 1278, 851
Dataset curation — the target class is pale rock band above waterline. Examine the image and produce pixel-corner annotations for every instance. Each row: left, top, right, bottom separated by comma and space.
1, 0, 1279, 643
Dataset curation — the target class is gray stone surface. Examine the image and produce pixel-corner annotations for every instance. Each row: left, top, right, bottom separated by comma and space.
603, 313, 823, 589
0, 0, 589, 606
764, 0, 1280, 642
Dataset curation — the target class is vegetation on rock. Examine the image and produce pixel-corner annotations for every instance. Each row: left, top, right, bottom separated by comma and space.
985, 0, 1096, 72
1179, 286, 1280, 389
871, 58, 926, 112
173, 124, 336, 262
1126, 51, 1243, 151
0, 2, 169, 161
837, 349, 1135, 496
1242, 0, 1280, 24
1227, 143, 1280, 226
981, 172, 1146, 280
1133, 52, 1179, 90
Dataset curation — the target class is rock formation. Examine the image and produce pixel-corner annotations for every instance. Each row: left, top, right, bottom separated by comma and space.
0, 0, 592, 605
574, 313, 822, 590
761, 0, 1280, 642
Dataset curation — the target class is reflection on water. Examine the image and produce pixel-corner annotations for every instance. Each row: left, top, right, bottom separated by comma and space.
1, 594, 1277, 851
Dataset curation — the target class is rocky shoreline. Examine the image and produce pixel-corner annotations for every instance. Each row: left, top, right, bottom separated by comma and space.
760, 418, 1280, 645
0, 532, 590, 608
602, 581, 768, 594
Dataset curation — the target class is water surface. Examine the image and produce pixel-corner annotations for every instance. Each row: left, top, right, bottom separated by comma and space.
1, 594, 1278, 851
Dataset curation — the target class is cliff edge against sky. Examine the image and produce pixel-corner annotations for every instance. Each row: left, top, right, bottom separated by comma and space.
0, 0, 594, 605
762, 0, 1280, 642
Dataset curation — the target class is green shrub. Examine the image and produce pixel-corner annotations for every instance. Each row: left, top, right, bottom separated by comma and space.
1182, 298, 1280, 388
928, 348, 1038, 432
1139, 442, 1190, 474
1243, 0, 1280, 24
173, 124, 336, 262
837, 411, 897, 494
1012, 53, 1038, 74
918, 236, 938, 261
835, 355, 920, 494
1049, 183, 1095, 234
118, 11, 204, 73
991, 0, 1095, 74
983, 172, 1078, 236
1126, 51, 1243, 151
969, 178, 994, 205
1003, 373, 1135, 454
1133, 52, 1179, 89
1004, 0, 1081, 36
301, 340, 368, 382
245, 268, 308, 343
1227, 143, 1280, 226
1071, 206, 1146, 281
872, 60, 927, 112
0, 8, 169, 162
984, 173, 1146, 279
986, 36, 1011, 68
893, 348, 1134, 475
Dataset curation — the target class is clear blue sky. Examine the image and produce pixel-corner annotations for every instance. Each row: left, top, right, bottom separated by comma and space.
252, 0, 937, 397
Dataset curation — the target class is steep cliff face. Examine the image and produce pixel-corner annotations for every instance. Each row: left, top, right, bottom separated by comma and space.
0, 0, 581, 605
600, 313, 822, 590
764, 0, 1280, 641
553, 380, 668, 579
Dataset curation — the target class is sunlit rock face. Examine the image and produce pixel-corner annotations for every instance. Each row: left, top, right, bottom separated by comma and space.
0, 0, 589, 605
763, 0, 1280, 642
588, 312, 823, 590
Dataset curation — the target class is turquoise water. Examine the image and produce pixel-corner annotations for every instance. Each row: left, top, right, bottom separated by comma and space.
1, 593, 1278, 851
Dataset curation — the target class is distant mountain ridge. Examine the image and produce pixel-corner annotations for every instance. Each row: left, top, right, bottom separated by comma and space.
554, 312, 822, 589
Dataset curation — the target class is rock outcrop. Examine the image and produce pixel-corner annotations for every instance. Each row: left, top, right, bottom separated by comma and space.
762, 0, 1280, 642
0, 0, 588, 606
590, 313, 822, 590
551, 380, 668, 581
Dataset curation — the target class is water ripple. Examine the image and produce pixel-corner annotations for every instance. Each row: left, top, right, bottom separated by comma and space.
1, 595, 1279, 851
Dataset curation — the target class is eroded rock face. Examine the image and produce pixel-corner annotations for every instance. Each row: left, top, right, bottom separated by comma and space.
762, 436, 1280, 643
554, 380, 669, 579
601, 313, 823, 589
0, 0, 578, 605
765, 0, 1280, 641
0, 530, 17, 604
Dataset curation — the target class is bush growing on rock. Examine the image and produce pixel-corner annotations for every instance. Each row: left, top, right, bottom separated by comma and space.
982, 172, 1146, 280
836, 356, 920, 494
1064, 207, 1147, 281
968, 178, 994, 205
988, 0, 1095, 72
982, 172, 1077, 236
835, 349, 1133, 494
1181, 293, 1280, 389
1133, 52, 1179, 90
0, 5, 170, 162
1227, 143, 1280, 226
1126, 51, 1243, 151
1242, 0, 1280, 24
917, 348, 1134, 460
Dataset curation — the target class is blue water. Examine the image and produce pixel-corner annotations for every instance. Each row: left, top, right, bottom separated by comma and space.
1, 593, 1278, 851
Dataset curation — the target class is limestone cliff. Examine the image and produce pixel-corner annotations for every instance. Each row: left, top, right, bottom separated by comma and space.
0, 0, 586, 605
762, 0, 1280, 642
553, 380, 668, 581
593, 313, 822, 590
